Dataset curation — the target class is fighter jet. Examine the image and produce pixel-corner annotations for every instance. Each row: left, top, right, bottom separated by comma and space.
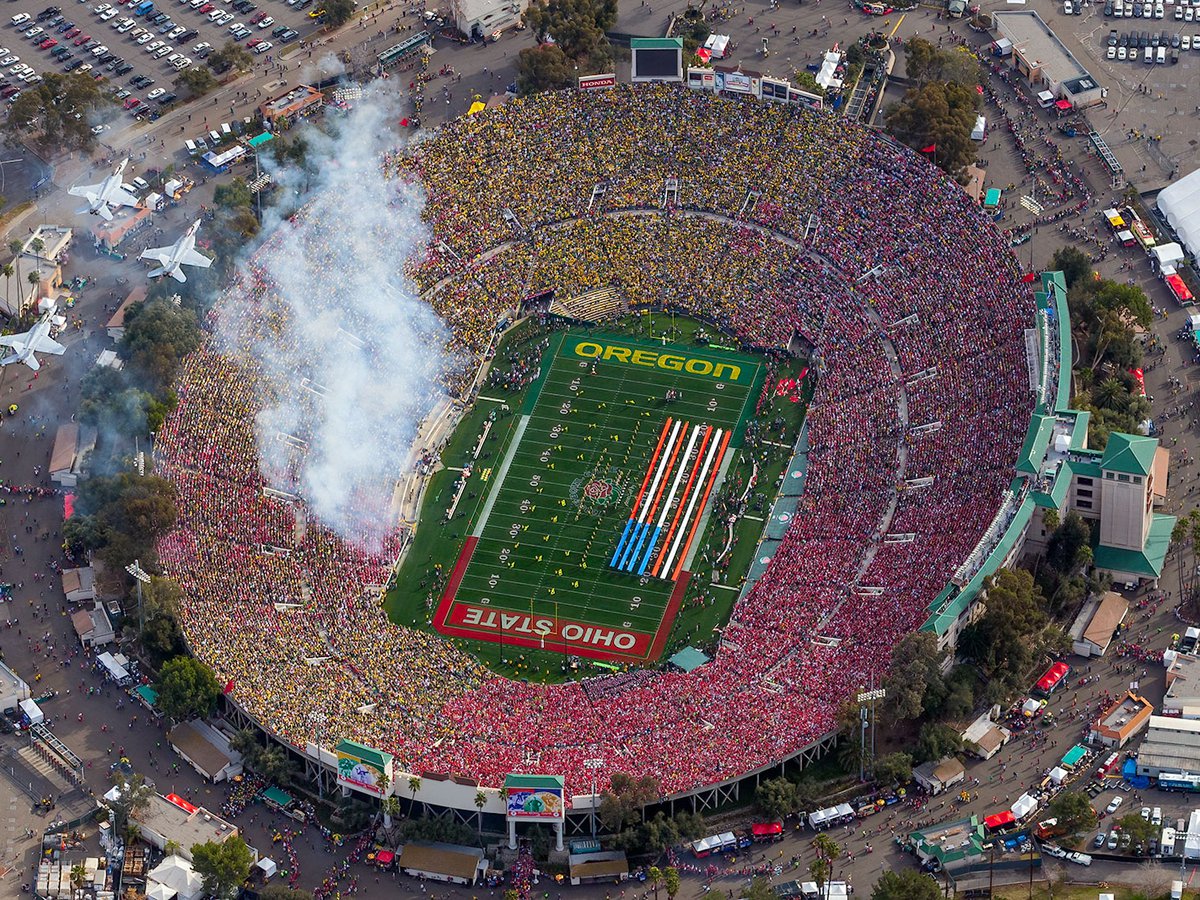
0, 312, 65, 371
68, 158, 141, 221
139, 220, 213, 283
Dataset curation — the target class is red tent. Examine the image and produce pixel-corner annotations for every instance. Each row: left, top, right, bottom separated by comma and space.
165, 793, 197, 814
752, 821, 783, 837
1166, 273, 1194, 303
375, 850, 395, 866
1055, 99, 1072, 111
984, 810, 1015, 830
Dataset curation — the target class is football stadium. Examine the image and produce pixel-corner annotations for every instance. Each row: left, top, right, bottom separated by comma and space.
155, 83, 1036, 815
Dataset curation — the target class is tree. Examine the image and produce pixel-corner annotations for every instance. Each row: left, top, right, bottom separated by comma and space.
106, 772, 153, 835
6, 72, 111, 150
213, 178, 253, 211
1, 262, 13, 317
647, 866, 662, 900
119, 297, 203, 394
914, 722, 962, 764
191, 836, 253, 900
516, 44, 575, 95
1046, 791, 1097, 838
407, 774, 421, 814
740, 878, 776, 900
324, 0, 355, 26
902, 37, 979, 87
663, 867, 681, 900
871, 752, 913, 786
1116, 812, 1156, 848
1051, 245, 1092, 288
474, 789, 487, 842
523, 0, 616, 65
598, 772, 659, 831
883, 631, 946, 722
138, 575, 186, 663
207, 41, 253, 75
156, 655, 222, 721
871, 869, 941, 900
810, 834, 841, 896
1046, 511, 1092, 578
957, 568, 1047, 689
175, 65, 218, 97
886, 79, 979, 177
64, 471, 179, 569
755, 777, 797, 820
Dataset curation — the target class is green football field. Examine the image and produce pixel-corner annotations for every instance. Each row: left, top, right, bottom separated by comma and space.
428, 329, 766, 665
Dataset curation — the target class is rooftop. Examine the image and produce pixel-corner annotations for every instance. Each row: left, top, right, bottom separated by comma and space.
132, 793, 238, 856
1096, 692, 1152, 732
1100, 432, 1158, 476
909, 816, 986, 865
261, 85, 322, 117
994, 11, 1094, 85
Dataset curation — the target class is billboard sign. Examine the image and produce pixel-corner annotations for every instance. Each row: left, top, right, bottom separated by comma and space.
506, 786, 565, 820
578, 73, 616, 90
336, 742, 394, 797
720, 71, 753, 94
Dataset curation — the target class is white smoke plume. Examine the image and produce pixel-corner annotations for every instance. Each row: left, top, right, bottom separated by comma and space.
228, 87, 449, 548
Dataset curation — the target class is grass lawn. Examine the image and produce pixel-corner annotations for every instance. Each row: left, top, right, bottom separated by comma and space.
385, 316, 809, 681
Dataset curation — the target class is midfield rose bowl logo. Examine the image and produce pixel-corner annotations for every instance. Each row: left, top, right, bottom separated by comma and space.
583, 479, 614, 503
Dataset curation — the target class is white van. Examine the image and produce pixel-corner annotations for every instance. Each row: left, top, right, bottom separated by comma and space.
132, 175, 150, 191
1145, 44, 1155, 60
184, 137, 197, 154
1156, 44, 1167, 61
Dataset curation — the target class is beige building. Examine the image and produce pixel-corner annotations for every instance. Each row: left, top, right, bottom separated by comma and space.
2, 225, 73, 317
1070, 591, 1129, 657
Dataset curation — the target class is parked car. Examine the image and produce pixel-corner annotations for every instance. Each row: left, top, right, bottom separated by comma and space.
1106, 797, 1124, 815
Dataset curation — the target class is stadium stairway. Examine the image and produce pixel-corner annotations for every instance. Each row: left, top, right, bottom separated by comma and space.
550, 287, 625, 322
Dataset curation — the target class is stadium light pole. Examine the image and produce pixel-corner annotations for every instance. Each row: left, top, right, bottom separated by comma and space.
856, 688, 886, 781
310, 712, 327, 799
125, 560, 150, 639
584, 758, 604, 838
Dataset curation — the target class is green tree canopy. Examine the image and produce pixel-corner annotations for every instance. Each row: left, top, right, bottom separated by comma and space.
883, 631, 947, 722
1046, 791, 1098, 838
213, 178, 253, 211
957, 568, 1047, 689
191, 836, 253, 900
1051, 245, 1092, 288
119, 297, 203, 394
156, 656, 222, 721
259, 886, 314, 900
886, 79, 979, 177
139, 575, 186, 663
63, 471, 178, 569
516, 44, 575, 94
524, 0, 616, 65
740, 877, 777, 900
324, 0, 356, 26
6, 72, 111, 150
754, 777, 797, 819
1046, 511, 1092, 578
914, 722, 963, 764
598, 772, 660, 831
175, 65, 218, 97
208, 41, 254, 74
1115, 811, 1157, 847
872, 751, 914, 786
106, 772, 153, 834
871, 869, 942, 900
903, 37, 980, 87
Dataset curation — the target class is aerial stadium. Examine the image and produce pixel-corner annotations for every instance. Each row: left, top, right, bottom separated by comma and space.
154, 83, 1039, 821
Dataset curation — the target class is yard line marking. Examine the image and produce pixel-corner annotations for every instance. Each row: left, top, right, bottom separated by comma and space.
710, 583, 739, 591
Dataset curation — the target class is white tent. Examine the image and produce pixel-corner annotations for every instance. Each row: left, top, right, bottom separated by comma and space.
1011, 793, 1038, 820
1151, 242, 1185, 267
146, 883, 177, 900
1048, 766, 1068, 785
97, 651, 130, 684
256, 858, 277, 879
1157, 167, 1200, 263
148, 856, 204, 900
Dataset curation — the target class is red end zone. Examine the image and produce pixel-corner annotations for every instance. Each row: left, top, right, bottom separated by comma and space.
432, 538, 690, 664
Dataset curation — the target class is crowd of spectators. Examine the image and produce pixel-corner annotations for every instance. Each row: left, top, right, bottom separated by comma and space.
156, 84, 1034, 799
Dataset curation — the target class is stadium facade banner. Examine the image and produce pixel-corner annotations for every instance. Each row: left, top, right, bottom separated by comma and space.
578, 73, 616, 90
335, 739, 394, 797
717, 71, 753, 94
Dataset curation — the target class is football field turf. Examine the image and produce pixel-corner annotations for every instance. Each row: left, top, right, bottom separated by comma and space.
431, 330, 766, 664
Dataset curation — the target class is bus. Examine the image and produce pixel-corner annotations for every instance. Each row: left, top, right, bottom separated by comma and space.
1032, 661, 1071, 698
1158, 772, 1200, 792
377, 30, 431, 70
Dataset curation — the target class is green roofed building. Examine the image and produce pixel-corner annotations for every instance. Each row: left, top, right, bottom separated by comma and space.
920, 271, 1174, 653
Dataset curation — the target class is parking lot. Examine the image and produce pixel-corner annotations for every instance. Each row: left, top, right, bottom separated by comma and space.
2, 0, 324, 123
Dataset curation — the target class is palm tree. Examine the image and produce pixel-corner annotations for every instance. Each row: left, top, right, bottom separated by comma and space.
407, 775, 421, 818
381, 795, 401, 830
163, 840, 182, 858
474, 789, 487, 844
70, 865, 87, 890
811, 833, 840, 900
647, 866, 662, 900
26, 269, 39, 312
1, 263, 12, 318
8, 239, 22, 315
1172, 517, 1190, 610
